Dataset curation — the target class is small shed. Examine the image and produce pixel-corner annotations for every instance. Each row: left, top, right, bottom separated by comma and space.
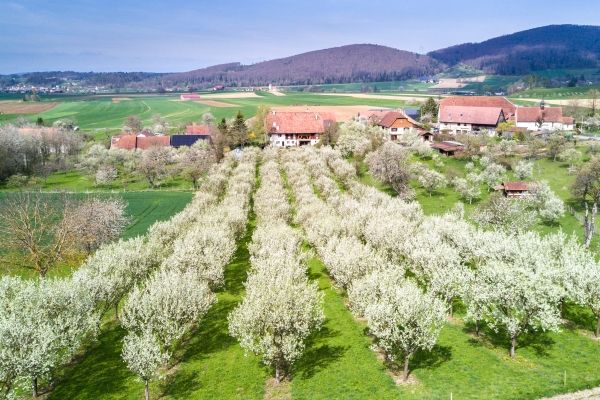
494, 181, 538, 198
430, 141, 464, 156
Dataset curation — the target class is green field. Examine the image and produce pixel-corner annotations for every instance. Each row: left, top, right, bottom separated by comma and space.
5, 92, 433, 130
510, 86, 600, 100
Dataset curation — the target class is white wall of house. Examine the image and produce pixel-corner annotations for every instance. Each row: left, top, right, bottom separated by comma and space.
268, 133, 321, 146
439, 122, 472, 134
516, 121, 573, 131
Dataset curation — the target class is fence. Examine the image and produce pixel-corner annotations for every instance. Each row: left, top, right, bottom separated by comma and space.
565, 205, 600, 236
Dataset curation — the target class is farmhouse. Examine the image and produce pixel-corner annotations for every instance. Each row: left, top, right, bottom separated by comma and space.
438, 96, 517, 133
180, 94, 200, 100
438, 106, 506, 134
515, 102, 574, 131
171, 125, 211, 148
265, 110, 336, 147
377, 111, 420, 141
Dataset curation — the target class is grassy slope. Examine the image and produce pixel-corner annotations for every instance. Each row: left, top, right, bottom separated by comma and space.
290, 257, 400, 399
356, 150, 600, 399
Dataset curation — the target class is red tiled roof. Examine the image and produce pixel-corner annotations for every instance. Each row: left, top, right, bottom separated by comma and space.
516, 107, 564, 123
439, 106, 504, 125
503, 181, 538, 191
378, 111, 418, 128
439, 96, 517, 119
136, 130, 154, 137
265, 111, 336, 134
136, 136, 170, 150
111, 135, 137, 150
181, 94, 200, 99
563, 116, 574, 124
186, 125, 210, 135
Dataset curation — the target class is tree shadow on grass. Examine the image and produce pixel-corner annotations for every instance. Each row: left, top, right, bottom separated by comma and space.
49, 322, 133, 400
410, 344, 453, 372
292, 324, 347, 380
464, 322, 555, 358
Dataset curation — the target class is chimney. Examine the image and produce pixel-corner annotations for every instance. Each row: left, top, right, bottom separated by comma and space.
272, 109, 276, 115
315, 114, 318, 120
192, 122, 196, 126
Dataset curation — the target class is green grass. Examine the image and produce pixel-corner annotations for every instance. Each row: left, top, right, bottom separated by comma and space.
290, 256, 400, 399
509, 86, 600, 100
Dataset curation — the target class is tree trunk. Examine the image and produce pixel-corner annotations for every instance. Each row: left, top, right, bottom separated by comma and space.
115, 304, 119, 321
560, 299, 564, 318
596, 314, 600, 338
510, 336, 516, 358
585, 202, 597, 249
275, 360, 281, 384
475, 320, 480, 336
403, 354, 410, 381
449, 297, 454, 318
145, 380, 149, 400
32, 376, 38, 398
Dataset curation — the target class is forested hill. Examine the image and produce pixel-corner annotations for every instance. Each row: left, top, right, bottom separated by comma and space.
428, 25, 600, 75
153, 44, 443, 88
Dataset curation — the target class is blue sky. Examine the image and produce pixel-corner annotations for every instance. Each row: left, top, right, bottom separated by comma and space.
2, 0, 599, 74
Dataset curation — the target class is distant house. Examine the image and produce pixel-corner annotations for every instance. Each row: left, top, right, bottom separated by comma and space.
419, 77, 439, 83
377, 111, 421, 141
213, 85, 225, 91
181, 94, 200, 100
515, 102, 574, 131
186, 125, 211, 135
494, 181, 539, 199
431, 141, 464, 156
110, 132, 170, 150
265, 110, 336, 147
438, 106, 506, 134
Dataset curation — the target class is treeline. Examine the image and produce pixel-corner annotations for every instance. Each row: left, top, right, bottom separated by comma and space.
21, 71, 168, 88
428, 24, 600, 75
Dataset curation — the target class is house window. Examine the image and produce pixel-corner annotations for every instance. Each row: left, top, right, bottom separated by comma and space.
391, 128, 397, 132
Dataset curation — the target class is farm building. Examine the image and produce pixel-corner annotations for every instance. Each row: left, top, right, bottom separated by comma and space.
430, 141, 464, 156
171, 134, 210, 148
181, 94, 200, 100
377, 111, 421, 141
438, 106, 506, 134
438, 96, 517, 123
515, 102, 574, 131
494, 181, 539, 198
186, 125, 211, 135
265, 110, 336, 147
110, 132, 170, 150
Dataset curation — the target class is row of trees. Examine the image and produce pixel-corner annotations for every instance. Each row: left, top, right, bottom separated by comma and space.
120, 149, 258, 399
280, 146, 600, 383
229, 151, 324, 383
0, 152, 246, 398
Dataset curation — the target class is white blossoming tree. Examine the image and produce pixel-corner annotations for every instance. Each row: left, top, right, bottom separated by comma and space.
363, 278, 446, 381
121, 331, 169, 400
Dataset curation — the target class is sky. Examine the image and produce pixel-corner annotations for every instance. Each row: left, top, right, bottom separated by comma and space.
2, 0, 600, 75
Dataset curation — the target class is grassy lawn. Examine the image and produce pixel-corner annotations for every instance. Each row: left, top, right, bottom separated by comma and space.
290, 256, 400, 399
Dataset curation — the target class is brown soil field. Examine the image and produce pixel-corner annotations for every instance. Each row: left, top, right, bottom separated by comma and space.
200, 92, 260, 99
517, 98, 578, 106
432, 76, 486, 89
0, 102, 60, 114
270, 91, 286, 96
195, 100, 238, 107
272, 105, 379, 121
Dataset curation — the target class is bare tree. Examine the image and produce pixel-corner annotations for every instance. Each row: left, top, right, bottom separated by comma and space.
124, 115, 141, 132
589, 89, 599, 116
0, 192, 78, 278
67, 197, 130, 255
